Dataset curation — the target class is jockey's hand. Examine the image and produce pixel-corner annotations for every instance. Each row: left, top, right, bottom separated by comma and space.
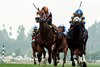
41, 19, 46, 22
35, 17, 41, 22
41, 18, 49, 22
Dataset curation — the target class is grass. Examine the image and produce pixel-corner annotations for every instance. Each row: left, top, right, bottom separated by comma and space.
0, 63, 100, 67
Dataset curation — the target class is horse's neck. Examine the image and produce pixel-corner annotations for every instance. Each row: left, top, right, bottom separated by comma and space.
39, 22, 55, 42
39, 22, 49, 37
40, 22, 46, 31
73, 26, 82, 38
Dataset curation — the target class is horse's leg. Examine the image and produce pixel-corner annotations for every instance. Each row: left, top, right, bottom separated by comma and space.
37, 52, 42, 66
48, 47, 52, 64
57, 52, 60, 63
76, 55, 79, 67
43, 48, 46, 59
42, 47, 46, 65
62, 48, 67, 67
31, 42, 37, 65
78, 53, 87, 67
37, 45, 43, 65
33, 51, 37, 65
70, 50, 75, 66
53, 48, 57, 66
57, 53, 60, 60
80, 34, 88, 67
81, 40, 86, 62
81, 43, 87, 67
74, 48, 81, 67
77, 45, 87, 67
82, 45, 86, 62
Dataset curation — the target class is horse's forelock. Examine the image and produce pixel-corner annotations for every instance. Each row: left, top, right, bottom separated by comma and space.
37, 10, 44, 16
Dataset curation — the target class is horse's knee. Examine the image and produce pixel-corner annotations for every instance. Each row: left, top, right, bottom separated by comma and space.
37, 53, 42, 58
48, 57, 51, 64
70, 57, 74, 61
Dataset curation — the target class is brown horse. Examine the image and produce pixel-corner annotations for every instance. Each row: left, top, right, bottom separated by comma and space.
35, 10, 57, 64
31, 31, 46, 65
52, 26, 68, 67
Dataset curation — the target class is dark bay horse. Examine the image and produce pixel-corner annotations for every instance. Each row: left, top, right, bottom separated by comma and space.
52, 26, 68, 67
66, 16, 88, 67
35, 10, 57, 64
31, 31, 46, 65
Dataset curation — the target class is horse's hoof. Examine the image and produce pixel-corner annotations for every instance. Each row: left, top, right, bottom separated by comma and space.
62, 66, 64, 67
48, 58, 51, 64
57, 60, 59, 63
54, 62, 57, 66
34, 62, 36, 65
80, 62, 87, 67
72, 61, 75, 66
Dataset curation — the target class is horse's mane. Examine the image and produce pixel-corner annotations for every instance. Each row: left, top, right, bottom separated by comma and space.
70, 20, 83, 39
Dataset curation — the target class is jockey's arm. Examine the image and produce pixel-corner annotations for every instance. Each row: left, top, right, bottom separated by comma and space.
46, 12, 52, 25
31, 32, 35, 39
69, 15, 74, 23
36, 29, 39, 34
81, 15, 86, 24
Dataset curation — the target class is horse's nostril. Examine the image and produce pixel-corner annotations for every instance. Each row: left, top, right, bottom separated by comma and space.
35, 17, 41, 23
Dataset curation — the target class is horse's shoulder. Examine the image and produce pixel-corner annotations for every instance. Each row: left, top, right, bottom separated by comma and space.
52, 24, 58, 31
52, 24, 56, 27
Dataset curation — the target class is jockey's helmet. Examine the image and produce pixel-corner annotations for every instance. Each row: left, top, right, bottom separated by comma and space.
33, 26, 37, 30
74, 9, 83, 17
42, 6, 48, 13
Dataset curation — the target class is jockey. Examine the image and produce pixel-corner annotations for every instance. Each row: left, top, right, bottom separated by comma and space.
69, 9, 85, 31
41, 6, 57, 33
41, 6, 52, 27
32, 26, 39, 36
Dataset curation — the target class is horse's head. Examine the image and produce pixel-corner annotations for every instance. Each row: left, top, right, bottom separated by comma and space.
57, 32, 64, 39
35, 10, 45, 23
37, 10, 44, 18
58, 26, 65, 32
57, 27, 64, 39
72, 16, 82, 25
70, 16, 83, 38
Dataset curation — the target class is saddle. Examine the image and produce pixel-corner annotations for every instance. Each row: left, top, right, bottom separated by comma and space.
49, 24, 57, 34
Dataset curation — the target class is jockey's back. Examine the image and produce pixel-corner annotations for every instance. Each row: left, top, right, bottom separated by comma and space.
41, 6, 52, 26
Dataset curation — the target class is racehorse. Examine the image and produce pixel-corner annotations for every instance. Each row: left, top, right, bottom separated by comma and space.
35, 10, 57, 64
31, 31, 46, 65
66, 16, 88, 67
52, 26, 68, 67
